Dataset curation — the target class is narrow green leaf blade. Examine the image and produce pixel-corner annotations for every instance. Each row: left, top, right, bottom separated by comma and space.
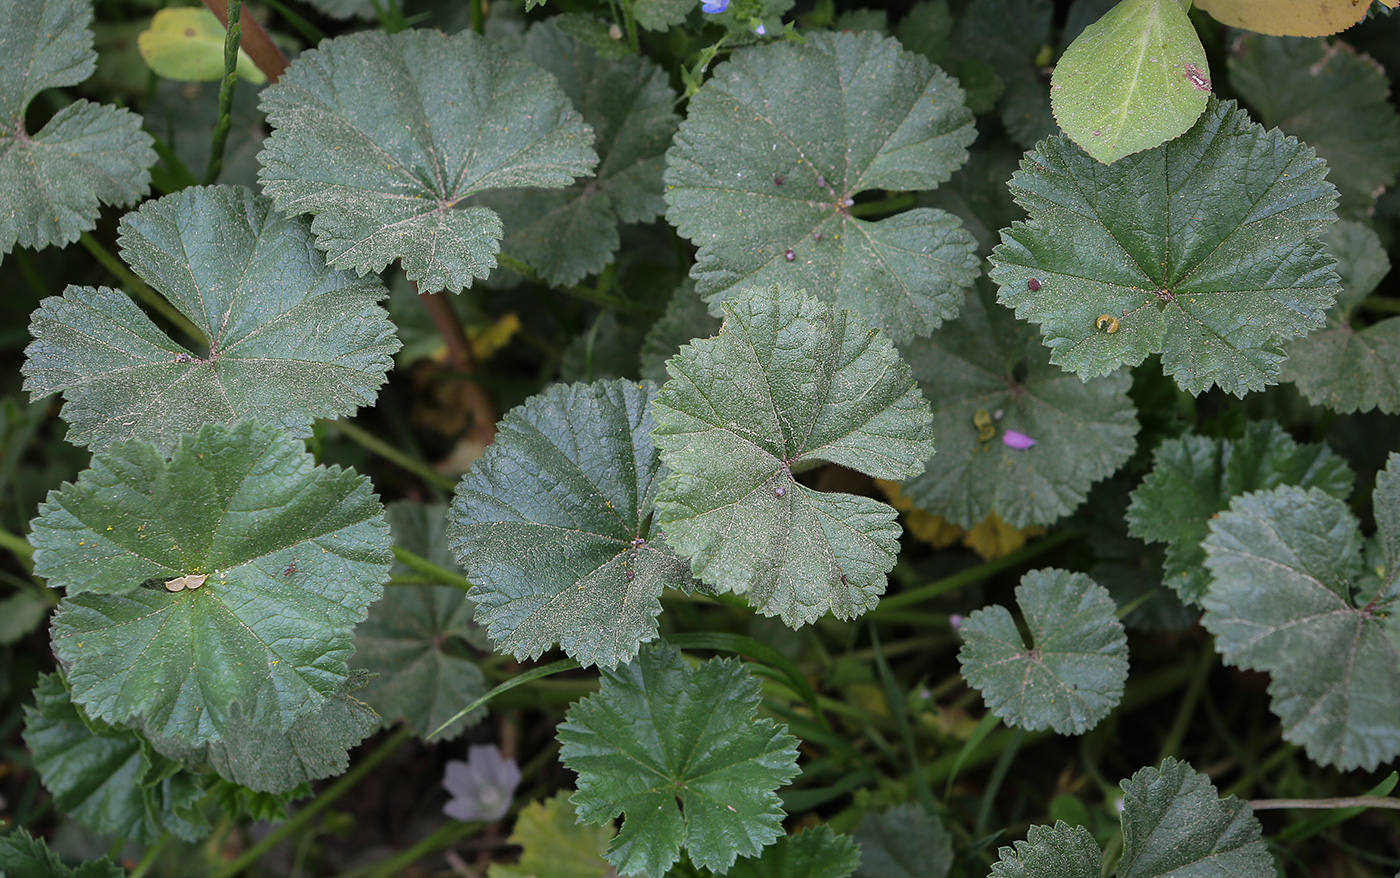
1117, 758, 1274, 878
1201, 480, 1400, 770
34, 422, 392, 746
989, 98, 1340, 396
959, 568, 1128, 735
258, 29, 598, 293
899, 283, 1139, 528
22, 186, 401, 454
653, 286, 934, 626
557, 643, 801, 876
1127, 421, 1354, 604
448, 380, 693, 670
664, 31, 978, 343
1051, 0, 1211, 164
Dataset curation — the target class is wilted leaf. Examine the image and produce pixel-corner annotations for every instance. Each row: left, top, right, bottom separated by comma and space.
557, 643, 801, 876
448, 380, 694, 670
653, 286, 933, 626
664, 31, 979, 343
258, 28, 598, 293
989, 98, 1340, 397
33, 422, 391, 746
22, 185, 401, 454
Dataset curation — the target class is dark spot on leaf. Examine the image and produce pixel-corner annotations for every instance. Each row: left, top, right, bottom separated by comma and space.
773, 175, 784, 186
1183, 63, 1211, 92
1027, 278, 1041, 291
185, 27, 197, 37
784, 249, 795, 262
775, 485, 786, 497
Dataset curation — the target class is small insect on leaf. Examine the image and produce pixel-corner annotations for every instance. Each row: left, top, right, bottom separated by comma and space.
784, 248, 796, 262
1027, 278, 1041, 291
164, 573, 208, 592
283, 558, 298, 576
1096, 314, 1121, 334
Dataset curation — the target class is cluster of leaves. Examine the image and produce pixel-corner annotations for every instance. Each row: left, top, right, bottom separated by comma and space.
2, 0, 1399, 876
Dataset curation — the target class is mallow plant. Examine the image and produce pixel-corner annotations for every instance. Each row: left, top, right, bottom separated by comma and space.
1, 0, 1398, 875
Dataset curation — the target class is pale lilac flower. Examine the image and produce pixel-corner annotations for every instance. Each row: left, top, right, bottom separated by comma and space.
443, 744, 520, 822
949, 613, 964, 631
1002, 430, 1037, 450
701, 0, 728, 12
754, 21, 766, 34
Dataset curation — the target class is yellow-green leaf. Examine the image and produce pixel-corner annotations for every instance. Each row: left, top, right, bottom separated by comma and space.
137, 8, 265, 85
1195, 0, 1397, 37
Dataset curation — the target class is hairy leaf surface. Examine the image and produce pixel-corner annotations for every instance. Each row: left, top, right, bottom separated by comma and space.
1127, 421, 1353, 604
727, 826, 860, 878
1282, 221, 1400, 413
557, 643, 801, 876
448, 380, 694, 670
33, 422, 391, 746
258, 28, 598, 293
355, 502, 488, 740
989, 98, 1340, 396
653, 286, 934, 626
0, 829, 124, 878
22, 186, 400, 454
0, 0, 155, 258
959, 568, 1128, 734
1201, 463, 1400, 771
900, 283, 1138, 528
852, 803, 954, 878
664, 31, 978, 343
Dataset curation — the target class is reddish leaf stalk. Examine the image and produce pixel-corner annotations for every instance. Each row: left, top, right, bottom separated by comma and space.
418, 287, 499, 450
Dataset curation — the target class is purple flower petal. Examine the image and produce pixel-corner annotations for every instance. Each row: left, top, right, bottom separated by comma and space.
442, 744, 520, 822
1002, 430, 1037, 450
701, 0, 728, 12
753, 22, 766, 34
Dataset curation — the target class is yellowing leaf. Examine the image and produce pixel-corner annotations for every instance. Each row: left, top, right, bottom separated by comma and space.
488, 793, 615, 878
876, 479, 962, 548
963, 512, 1046, 560
468, 313, 521, 362
138, 8, 266, 85
1195, 0, 1397, 37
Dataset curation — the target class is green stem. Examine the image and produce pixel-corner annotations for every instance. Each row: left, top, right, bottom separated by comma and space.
1360, 295, 1400, 315
621, 0, 639, 53
869, 528, 1079, 616
79, 233, 208, 349
127, 833, 172, 878
495, 254, 661, 317
342, 821, 480, 878
0, 526, 35, 566
204, 0, 242, 185
207, 727, 413, 878
1155, 639, 1216, 763
392, 546, 472, 593
470, 0, 484, 34
428, 658, 581, 740
321, 418, 458, 492
1250, 796, 1400, 811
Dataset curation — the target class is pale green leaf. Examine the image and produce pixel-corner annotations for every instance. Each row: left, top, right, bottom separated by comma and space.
900, 283, 1139, 528
959, 568, 1128, 734
853, 803, 953, 878
1126, 420, 1354, 604
22, 186, 400, 454
653, 286, 933, 626
1201, 467, 1400, 770
989, 98, 1340, 396
471, 23, 677, 286
488, 793, 616, 878
1117, 758, 1274, 878
448, 380, 694, 670
728, 826, 860, 878
258, 28, 598, 294
137, 7, 265, 85
557, 643, 801, 877
0, 0, 155, 258
1051, 0, 1210, 164
33, 421, 392, 746
634, 0, 697, 30
1229, 33, 1400, 216
354, 502, 488, 740
664, 31, 978, 343
1282, 220, 1400, 414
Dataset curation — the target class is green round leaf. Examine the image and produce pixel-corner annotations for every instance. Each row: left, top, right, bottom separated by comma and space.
989, 821, 1101, 878
1201, 474, 1400, 771
853, 803, 953, 878
899, 283, 1139, 528
989, 98, 1341, 397
653, 286, 934, 626
448, 380, 694, 670
258, 28, 598, 294
1051, 0, 1211, 164
22, 185, 401, 454
1127, 420, 1354, 604
34, 421, 392, 746
958, 568, 1128, 735
728, 826, 860, 878
664, 31, 979, 343
557, 642, 801, 876
355, 502, 488, 740
0, 829, 124, 878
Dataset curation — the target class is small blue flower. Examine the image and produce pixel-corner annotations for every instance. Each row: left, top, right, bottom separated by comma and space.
753, 21, 766, 35
701, 0, 728, 12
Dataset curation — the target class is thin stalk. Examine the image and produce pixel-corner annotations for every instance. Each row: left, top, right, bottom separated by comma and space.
203, 1, 288, 83
470, 0, 484, 34
127, 833, 173, 878
0, 526, 35, 566
392, 545, 472, 593
417, 286, 497, 450
495, 254, 662, 317
871, 627, 938, 816
620, 0, 640, 53
1250, 796, 1400, 811
1155, 639, 1216, 763
208, 727, 412, 878
870, 528, 1079, 615
79, 233, 207, 349
429, 658, 581, 739
321, 418, 457, 492
345, 821, 480, 878
204, 0, 242, 185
